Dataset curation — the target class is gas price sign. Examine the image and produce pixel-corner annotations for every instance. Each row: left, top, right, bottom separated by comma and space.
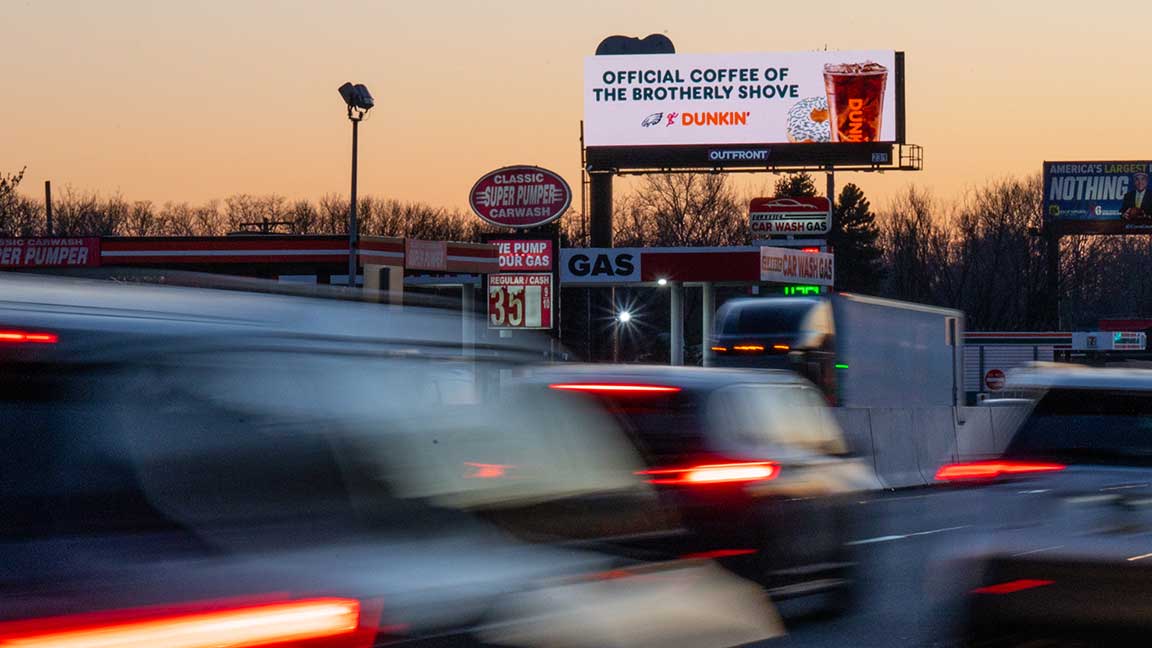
488, 273, 553, 329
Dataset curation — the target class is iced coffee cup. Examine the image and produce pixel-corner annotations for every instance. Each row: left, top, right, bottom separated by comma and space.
823, 62, 888, 142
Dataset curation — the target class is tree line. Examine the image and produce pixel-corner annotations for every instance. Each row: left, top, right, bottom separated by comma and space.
1, 167, 1146, 330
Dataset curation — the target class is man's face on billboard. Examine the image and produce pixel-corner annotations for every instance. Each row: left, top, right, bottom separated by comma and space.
1137, 174, 1149, 192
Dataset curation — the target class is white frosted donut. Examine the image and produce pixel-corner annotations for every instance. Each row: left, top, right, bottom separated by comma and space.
786, 97, 831, 143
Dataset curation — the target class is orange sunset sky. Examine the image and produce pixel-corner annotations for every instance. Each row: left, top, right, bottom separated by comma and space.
2, 0, 1148, 215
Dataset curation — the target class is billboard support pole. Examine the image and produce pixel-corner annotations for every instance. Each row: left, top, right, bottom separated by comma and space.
1047, 230, 1061, 330
670, 281, 684, 366
589, 171, 614, 362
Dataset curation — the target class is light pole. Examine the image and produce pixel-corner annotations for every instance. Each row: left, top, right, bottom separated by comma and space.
614, 309, 632, 363
337, 82, 374, 286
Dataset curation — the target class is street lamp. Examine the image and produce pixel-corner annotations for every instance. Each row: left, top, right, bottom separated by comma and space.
337, 82, 374, 286
617, 310, 633, 324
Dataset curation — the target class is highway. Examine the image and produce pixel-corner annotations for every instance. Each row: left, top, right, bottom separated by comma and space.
764, 488, 992, 647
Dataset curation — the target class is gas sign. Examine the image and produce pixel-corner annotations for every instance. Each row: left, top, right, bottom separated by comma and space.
559, 248, 642, 284
488, 273, 553, 329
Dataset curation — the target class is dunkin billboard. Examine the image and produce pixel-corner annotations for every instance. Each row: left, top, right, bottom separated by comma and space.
584, 50, 902, 150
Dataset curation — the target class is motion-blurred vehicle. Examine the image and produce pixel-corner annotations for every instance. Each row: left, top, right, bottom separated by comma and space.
936, 366, 1152, 645
0, 274, 782, 648
710, 294, 964, 408
519, 364, 875, 613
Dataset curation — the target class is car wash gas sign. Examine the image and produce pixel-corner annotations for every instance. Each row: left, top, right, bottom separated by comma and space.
760, 246, 834, 286
750, 197, 831, 237
469, 166, 572, 229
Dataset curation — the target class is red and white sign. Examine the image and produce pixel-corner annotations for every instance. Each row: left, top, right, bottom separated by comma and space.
488, 273, 553, 329
404, 239, 448, 271
0, 238, 100, 268
984, 369, 1006, 391
759, 246, 834, 286
493, 239, 553, 271
750, 197, 831, 237
470, 166, 571, 229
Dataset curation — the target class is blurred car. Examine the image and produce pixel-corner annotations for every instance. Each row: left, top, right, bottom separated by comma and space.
0, 274, 782, 648
517, 364, 876, 613
936, 366, 1152, 646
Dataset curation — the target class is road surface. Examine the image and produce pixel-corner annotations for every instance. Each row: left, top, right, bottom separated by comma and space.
764, 488, 994, 647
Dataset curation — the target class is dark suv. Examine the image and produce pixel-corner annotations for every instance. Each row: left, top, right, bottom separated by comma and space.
521, 364, 875, 612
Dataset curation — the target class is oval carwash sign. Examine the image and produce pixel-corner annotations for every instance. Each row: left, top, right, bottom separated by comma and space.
469, 165, 572, 229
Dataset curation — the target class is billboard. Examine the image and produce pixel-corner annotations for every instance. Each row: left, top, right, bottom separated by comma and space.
1044, 161, 1152, 234
759, 247, 834, 286
750, 197, 831, 238
488, 273, 553, 329
584, 50, 904, 170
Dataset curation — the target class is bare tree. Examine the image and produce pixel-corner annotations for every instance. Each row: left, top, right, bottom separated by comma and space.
615, 174, 746, 247
879, 186, 952, 306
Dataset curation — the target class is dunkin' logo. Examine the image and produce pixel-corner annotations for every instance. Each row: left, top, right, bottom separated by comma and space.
680, 111, 750, 126
845, 99, 865, 142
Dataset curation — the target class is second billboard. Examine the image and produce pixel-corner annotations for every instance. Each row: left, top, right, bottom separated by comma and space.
1044, 161, 1152, 234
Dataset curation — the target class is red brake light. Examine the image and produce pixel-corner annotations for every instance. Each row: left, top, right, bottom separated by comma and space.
464, 462, 511, 479
638, 462, 779, 485
800, 247, 820, 254
548, 383, 681, 394
972, 579, 1055, 595
0, 330, 58, 344
682, 549, 758, 560
0, 598, 362, 648
935, 460, 1066, 482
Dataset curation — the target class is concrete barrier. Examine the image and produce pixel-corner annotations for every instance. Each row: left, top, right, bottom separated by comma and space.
829, 405, 1033, 490
955, 406, 996, 460
989, 406, 1030, 451
832, 408, 874, 459
865, 408, 921, 489
911, 407, 958, 483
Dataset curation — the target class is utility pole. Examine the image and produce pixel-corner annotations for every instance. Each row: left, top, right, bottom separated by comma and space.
44, 181, 53, 236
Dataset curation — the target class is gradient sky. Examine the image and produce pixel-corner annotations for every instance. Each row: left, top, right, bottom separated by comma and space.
3, 0, 1149, 215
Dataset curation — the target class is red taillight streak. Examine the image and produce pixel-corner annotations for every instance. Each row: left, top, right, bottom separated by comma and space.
0, 598, 361, 648
682, 549, 758, 560
0, 331, 57, 344
800, 247, 820, 254
548, 384, 681, 394
935, 461, 1066, 482
972, 579, 1055, 595
637, 462, 779, 485
464, 462, 511, 479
